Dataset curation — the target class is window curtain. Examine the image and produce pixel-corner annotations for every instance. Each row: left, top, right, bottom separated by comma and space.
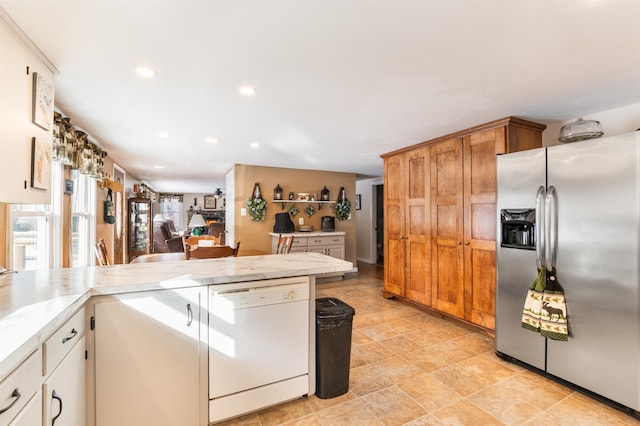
158, 193, 184, 203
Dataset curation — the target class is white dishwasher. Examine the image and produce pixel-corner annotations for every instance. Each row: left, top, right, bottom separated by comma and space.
209, 276, 311, 423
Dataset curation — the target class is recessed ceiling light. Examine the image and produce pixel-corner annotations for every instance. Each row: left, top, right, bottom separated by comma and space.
153, 165, 165, 169
239, 86, 256, 96
158, 132, 169, 138
136, 67, 157, 78
250, 141, 260, 149
205, 137, 219, 144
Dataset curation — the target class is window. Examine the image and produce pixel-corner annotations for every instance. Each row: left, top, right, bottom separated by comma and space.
8, 163, 63, 271
71, 170, 96, 267
158, 193, 184, 230
9, 204, 51, 271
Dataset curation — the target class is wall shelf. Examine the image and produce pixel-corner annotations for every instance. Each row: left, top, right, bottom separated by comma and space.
273, 200, 336, 210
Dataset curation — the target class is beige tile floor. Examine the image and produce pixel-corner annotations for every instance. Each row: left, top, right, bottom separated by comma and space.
218, 269, 640, 426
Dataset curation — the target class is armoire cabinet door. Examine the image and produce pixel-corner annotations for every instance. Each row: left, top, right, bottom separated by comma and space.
462, 128, 506, 329
383, 148, 431, 303
430, 138, 464, 318
384, 153, 406, 297
404, 147, 431, 305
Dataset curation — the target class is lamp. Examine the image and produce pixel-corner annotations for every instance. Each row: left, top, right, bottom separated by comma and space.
153, 214, 166, 223
189, 214, 207, 236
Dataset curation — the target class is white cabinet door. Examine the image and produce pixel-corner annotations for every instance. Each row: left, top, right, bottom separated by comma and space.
0, 20, 54, 204
94, 287, 206, 426
308, 246, 344, 260
43, 336, 86, 426
326, 246, 345, 260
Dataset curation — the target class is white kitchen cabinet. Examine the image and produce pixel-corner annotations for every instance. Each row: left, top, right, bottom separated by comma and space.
8, 392, 41, 426
9, 392, 42, 426
43, 336, 85, 426
0, 350, 42, 426
270, 232, 345, 260
93, 286, 207, 426
307, 235, 345, 260
0, 13, 55, 204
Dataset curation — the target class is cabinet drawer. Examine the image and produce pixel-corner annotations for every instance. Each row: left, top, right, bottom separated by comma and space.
0, 350, 41, 424
43, 307, 85, 377
291, 237, 307, 248
8, 391, 41, 426
308, 236, 344, 247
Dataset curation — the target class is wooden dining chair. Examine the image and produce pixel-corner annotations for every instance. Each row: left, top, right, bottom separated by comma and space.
185, 242, 240, 260
94, 238, 110, 266
276, 234, 294, 254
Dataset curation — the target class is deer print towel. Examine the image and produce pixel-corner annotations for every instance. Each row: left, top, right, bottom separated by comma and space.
539, 271, 568, 341
521, 267, 546, 333
521, 268, 569, 341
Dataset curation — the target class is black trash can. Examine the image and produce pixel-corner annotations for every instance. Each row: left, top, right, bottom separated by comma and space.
315, 297, 356, 399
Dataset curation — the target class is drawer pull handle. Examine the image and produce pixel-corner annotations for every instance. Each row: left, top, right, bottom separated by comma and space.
62, 328, 78, 344
0, 388, 20, 414
52, 390, 63, 425
186, 303, 193, 327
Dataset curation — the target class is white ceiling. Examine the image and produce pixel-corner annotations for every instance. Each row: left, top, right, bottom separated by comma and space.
2, 0, 640, 193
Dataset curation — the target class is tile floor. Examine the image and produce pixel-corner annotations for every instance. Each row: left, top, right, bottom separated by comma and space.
219, 266, 640, 425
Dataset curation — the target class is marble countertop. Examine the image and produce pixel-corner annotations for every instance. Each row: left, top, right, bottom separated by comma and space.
268, 231, 346, 237
0, 252, 352, 380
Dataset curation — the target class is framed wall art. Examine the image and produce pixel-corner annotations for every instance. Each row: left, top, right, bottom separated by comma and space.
204, 195, 217, 210
355, 194, 361, 210
31, 137, 51, 190
32, 72, 54, 131
64, 179, 74, 195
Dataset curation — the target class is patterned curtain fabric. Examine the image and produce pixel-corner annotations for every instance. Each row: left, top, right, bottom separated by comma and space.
158, 193, 184, 203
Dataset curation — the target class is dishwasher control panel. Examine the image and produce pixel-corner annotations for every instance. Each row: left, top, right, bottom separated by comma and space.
212, 281, 309, 310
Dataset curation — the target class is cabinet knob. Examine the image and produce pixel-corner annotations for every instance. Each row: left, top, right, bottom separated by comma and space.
456, 241, 462, 245
464, 242, 470, 245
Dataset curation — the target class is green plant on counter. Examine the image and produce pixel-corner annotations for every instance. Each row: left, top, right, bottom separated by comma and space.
334, 199, 351, 221
246, 197, 267, 221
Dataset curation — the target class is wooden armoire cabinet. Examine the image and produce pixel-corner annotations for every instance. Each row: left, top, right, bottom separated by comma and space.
382, 117, 546, 331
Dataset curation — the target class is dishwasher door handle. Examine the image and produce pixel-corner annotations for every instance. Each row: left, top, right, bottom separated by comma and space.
186, 303, 193, 327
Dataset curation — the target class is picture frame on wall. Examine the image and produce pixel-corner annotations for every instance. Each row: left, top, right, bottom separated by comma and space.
204, 195, 217, 210
355, 194, 361, 210
64, 179, 74, 195
32, 72, 54, 131
31, 137, 51, 190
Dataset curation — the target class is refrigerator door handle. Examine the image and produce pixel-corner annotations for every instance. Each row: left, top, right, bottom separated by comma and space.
535, 186, 546, 270
544, 186, 558, 271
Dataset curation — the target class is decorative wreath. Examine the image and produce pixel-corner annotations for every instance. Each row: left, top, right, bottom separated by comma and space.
246, 197, 267, 221
334, 199, 351, 221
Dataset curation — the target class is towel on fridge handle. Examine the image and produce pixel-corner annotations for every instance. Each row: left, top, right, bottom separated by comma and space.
521, 267, 546, 332
539, 271, 568, 341
521, 268, 568, 341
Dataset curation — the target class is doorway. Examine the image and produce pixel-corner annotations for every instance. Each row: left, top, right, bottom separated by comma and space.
375, 184, 384, 265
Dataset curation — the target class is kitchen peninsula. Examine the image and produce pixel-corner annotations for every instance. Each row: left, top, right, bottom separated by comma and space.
0, 252, 353, 425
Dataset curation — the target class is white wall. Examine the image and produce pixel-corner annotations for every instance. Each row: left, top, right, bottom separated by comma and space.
355, 177, 383, 264
542, 102, 640, 147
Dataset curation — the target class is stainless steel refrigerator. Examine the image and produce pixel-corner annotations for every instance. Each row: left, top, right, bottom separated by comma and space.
496, 131, 640, 411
